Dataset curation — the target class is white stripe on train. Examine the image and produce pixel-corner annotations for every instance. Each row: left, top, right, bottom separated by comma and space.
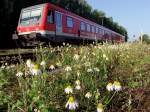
18, 30, 99, 40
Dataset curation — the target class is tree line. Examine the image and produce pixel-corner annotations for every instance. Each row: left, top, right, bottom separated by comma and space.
139, 34, 150, 44
0, 0, 128, 48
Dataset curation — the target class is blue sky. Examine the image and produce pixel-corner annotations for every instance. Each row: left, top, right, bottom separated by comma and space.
86, 0, 150, 41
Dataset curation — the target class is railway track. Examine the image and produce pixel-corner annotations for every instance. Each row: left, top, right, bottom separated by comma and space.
0, 49, 37, 66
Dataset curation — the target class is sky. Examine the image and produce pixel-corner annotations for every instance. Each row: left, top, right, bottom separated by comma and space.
86, 0, 150, 41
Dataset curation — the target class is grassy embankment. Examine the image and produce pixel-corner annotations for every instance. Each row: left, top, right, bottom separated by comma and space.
0, 43, 150, 111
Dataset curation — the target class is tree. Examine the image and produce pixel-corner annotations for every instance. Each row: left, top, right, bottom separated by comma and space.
140, 34, 150, 44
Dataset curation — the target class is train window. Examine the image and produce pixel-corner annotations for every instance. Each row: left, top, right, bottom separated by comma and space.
102, 30, 105, 35
81, 22, 86, 31
47, 10, 54, 24
86, 24, 90, 32
99, 28, 102, 34
92, 26, 95, 33
20, 8, 42, 26
96, 27, 99, 33
67, 16, 73, 28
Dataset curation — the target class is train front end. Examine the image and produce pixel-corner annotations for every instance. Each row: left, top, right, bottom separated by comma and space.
13, 4, 48, 47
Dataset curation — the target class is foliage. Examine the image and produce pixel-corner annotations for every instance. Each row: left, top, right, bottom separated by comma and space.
139, 34, 150, 44
0, 43, 150, 111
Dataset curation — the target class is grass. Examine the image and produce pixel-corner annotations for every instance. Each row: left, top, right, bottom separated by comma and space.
0, 43, 150, 112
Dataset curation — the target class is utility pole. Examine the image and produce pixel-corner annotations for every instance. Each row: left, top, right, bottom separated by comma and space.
100, 16, 105, 26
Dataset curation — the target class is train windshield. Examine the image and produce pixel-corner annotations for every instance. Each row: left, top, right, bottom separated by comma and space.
20, 7, 42, 26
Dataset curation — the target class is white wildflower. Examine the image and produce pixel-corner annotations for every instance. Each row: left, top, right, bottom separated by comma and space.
84, 62, 91, 67
65, 66, 72, 72
16, 71, 23, 77
6, 66, 11, 69
73, 54, 79, 60
34, 108, 40, 112
0, 65, 5, 69
103, 54, 109, 60
85, 92, 92, 99
113, 81, 122, 91
106, 82, 114, 91
87, 68, 93, 73
56, 62, 62, 67
63, 42, 66, 46
26, 59, 33, 68
64, 86, 73, 94
5, 63, 8, 66
10, 64, 15, 68
31, 64, 42, 75
77, 72, 81, 77
103, 54, 107, 58
66, 96, 78, 110
106, 57, 109, 61
49, 65, 55, 70
40, 60, 46, 66
75, 85, 81, 90
83, 55, 86, 59
97, 103, 104, 112
75, 80, 80, 85
92, 52, 96, 56
94, 67, 100, 72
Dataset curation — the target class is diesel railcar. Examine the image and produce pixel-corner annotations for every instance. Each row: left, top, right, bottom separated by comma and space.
13, 3, 125, 46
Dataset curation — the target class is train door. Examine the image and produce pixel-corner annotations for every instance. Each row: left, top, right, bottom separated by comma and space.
55, 11, 62, 35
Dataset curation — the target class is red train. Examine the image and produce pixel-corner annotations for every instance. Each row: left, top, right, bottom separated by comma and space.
13, 3, 125, 46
